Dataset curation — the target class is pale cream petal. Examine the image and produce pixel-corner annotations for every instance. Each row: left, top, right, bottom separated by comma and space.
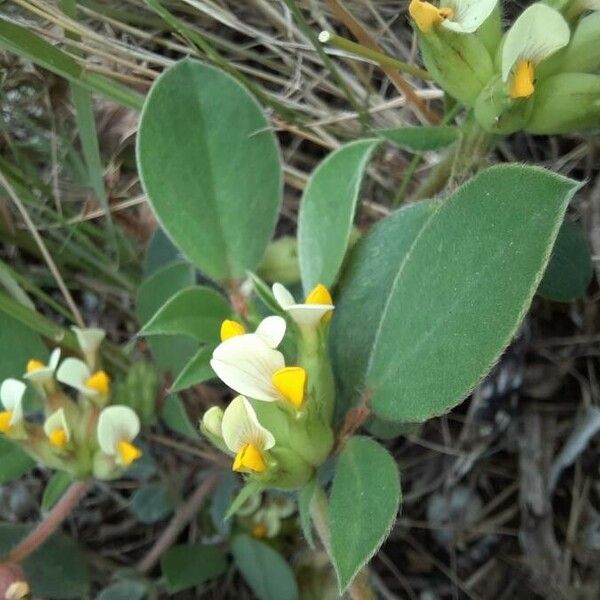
221, 396, 275, 453
43, 408, 70, 440
202, 406, 224, 437
272, 283, 295, 310
71, 326, 106, 354
97, 405, 140, 455
56, 358, 95, 396
286, 304, 334, 326
255, 316, 286, 349
0, 379, 25, 425
442, 0, 497, 33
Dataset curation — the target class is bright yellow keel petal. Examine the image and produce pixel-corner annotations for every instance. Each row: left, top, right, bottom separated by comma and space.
26, 359, 45, 373
220, 319, 247, 342
305, 283, 333, 306
272, 366, 307, 409
0, 411, 13, 433
85, 370, 110, 395
409, 0, 454, 33
252, 523, 268, 538
117, 440, 142, 465
49, 428, 68, 448
510, 60, 535, 99
233, 443, 267, 473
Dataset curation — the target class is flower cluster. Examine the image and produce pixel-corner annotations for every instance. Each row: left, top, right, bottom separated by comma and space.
409, 0, 600, 134
0, 327, 143, 480
201, 283, 336, 490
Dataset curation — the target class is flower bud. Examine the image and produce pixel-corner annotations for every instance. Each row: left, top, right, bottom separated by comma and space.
527, 73, 600, 134
112, 362, 159, 426
418, 29, 494, 106
0, 563, 29, 600
257, 236, 301, 285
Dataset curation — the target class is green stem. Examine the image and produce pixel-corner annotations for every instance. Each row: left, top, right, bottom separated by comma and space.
319, 31, 431, 81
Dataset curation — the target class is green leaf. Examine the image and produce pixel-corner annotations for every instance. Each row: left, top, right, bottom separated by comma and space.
332, 165, 578, 421
136, 261, 197, 375
232, 534, 299, 600
171, 345, 215, 392
161, 542, 227, 593
97, 581, 147, 600
161, 394, 199, 439
130, 482, 176, 523
0, 437, 35, 483
298, 478, 318, 548
143, 227, 183, 277
140, 286, 230, 342
0, 524, 89, 598
328, 437, 400, 592
375, 126, 460, 151
298, 139, 379, 291
538, 219, 592, 302
137, 59, 282, 281
41, 471, 73, 511
248, 272, 286, 316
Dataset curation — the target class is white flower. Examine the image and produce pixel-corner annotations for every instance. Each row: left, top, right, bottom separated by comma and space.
43, 408, 70, 448
502, 4, 570, 98
221, 396, 275, 473
72, 326, 105, 368
97, 405, 142, 466
201, 406, 224, 438
24, 348, 61, 384
210, 333, 307, 408
0, 379, 25, 433
409, 0, 497, 34
56, 358, 110, 398
220, 315, 286, 349
272, 283, 334, 327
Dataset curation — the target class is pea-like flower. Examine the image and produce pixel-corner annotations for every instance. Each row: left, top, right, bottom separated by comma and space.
219, 315, 286, 347
97, 405, 142, 466
72, 326, 105, 368
409, 0, 497, 34
23, 348, 61, 384
56, 358, 111, 398
221, 396, 275, 473
211, 322, 307, 409
502, 4, 570, 99
0, 379, 25, 434
43, 408, 70, 449
272, 283, 334, 328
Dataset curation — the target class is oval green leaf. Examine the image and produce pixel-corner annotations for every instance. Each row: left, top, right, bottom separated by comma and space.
332, 165, 579, 421
232, 534, 298, 600
298, 139, 380, 292
329, 436, 400, 593
137, 59, 282, 281
140, 286, 230, 342
538, 219, 592, 302
171, 345, 215, 392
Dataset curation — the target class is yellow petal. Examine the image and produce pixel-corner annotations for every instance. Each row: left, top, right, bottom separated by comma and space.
0, 410, 12, 433
85, 370, 110, 395
117, 440, 142, 465
252, 522, 268, 538
272, 366, 307, 409
49, 428, 68, 448
26, 359, 45, 374
510, 60, 535, 99
233, 443, 267, 473
220, 319, 247, 342
305, 283, 333, 306
409, 0, 454, 33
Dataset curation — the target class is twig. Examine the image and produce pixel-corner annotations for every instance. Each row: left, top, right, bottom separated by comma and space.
7, 480, 91, 563
137, 473, 219, 573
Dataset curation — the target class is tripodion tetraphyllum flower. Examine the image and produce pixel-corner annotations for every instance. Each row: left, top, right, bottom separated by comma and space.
220, 315, 286, 348
502, 3, 570, 99
210, 326, 307, 409
221, 396, 275, 473
409, 0, 497, 34
0, 379, 25, 434
56, 358, 110, 398
23, 348, 61, 384
97, 405, 142, 466
272, 283, 334, 328
43, 408, 70, 449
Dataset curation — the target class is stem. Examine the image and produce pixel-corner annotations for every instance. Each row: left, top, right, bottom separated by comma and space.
137, 474, 218, 573
319, 31, 431, 81
8, 480, 91, 563
311, 489, 376, 600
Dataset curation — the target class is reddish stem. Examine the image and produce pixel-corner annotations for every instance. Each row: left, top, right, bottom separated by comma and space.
8, 480, 91, 563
